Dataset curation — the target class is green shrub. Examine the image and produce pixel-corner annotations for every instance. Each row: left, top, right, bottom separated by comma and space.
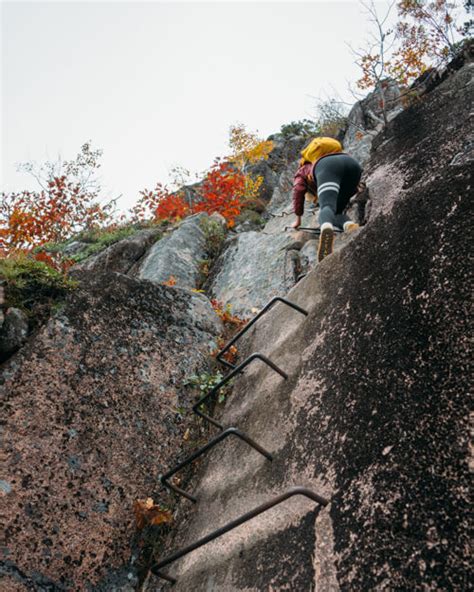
279, 105, 348, 143
74, 225, 162, 262
33, 241, 66, 254
71, 225, 143, 262
184, 371, 231, 404
242, 197, 267, 213
0, 254, 77, 328
235, 209, 264, 227
200, 218, 225, 259
74, 225, 138, 245
35, 223, 163, 263
280, 119, 321, 138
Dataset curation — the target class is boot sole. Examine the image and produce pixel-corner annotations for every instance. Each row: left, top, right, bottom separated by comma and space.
318, 227, 334, 262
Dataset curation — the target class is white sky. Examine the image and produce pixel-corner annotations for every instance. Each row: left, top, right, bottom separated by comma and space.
2, 0, 400, 210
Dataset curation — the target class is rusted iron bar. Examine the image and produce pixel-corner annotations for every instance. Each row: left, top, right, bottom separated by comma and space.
160, 427, 273, 503
193, 353, 288, 429
151, 486, 330, 584
217, 297, 308, 370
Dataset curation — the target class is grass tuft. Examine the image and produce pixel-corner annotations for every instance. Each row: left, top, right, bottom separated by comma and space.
0, 254, 77, 329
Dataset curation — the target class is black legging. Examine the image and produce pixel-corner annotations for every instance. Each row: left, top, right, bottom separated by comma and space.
314, 153, 362, 227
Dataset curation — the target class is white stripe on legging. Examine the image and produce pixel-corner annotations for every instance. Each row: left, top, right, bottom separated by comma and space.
318, 181, 340, 192
318, 185, 340, 196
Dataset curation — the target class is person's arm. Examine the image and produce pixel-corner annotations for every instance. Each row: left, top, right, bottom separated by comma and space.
291, 168, 307, 228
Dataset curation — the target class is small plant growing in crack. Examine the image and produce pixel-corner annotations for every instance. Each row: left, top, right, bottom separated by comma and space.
184, 370, 232, 404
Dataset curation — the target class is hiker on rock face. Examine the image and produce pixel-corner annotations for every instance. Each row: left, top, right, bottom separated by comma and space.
291, 137, 363, 261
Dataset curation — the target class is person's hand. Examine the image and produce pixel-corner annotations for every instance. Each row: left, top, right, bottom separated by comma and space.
291, 216, 302, 229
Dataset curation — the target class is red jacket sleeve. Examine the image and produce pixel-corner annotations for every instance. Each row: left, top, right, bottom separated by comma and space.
292, 166, 308, 216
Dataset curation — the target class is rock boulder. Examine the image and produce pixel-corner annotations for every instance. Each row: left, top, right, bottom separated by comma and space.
134, 213, 210, 289
1, 271, 222, 589
0, 307, 29, 361
71, 227, 162, 276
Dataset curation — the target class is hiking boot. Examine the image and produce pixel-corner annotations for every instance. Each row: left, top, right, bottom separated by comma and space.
344, 221, 360, 232
317, 223, 335, 262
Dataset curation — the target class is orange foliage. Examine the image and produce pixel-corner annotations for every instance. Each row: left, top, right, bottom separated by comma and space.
162, 275, 177, 286
210, 301, 246, 366
195, 161, 246, 227
0, 143, 114, 265
155, 195, 189, 221
210, 299, 247, 330
30, 250, 74, 274
133, 498, 173, 530
212, 337, 239, 365
0, 182, 110, 256
130, 183, 190, 223
132, 161, 248, 227
356, 0, 463, 90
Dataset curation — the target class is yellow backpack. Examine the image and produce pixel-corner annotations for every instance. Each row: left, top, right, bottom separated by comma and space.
300, 137, 342, 165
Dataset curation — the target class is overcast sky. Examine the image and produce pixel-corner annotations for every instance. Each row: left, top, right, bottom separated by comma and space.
2, 0, 398, 211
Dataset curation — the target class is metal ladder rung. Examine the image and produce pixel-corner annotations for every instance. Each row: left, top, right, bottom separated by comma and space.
193, 352, 288, 429
217, 297, 308, 370
160, 427, 272, 503
151, 486, 330, 585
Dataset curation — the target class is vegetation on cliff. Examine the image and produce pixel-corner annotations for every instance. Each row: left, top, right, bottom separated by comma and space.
0, 255, 77, 330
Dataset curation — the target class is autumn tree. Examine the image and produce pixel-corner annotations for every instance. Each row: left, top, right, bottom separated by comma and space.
227, 123, 273, 201
129, 182, 189, 223
390, 0, 466, 84
315, 99, 350, 137
194, 160, 246, 227
131, 160, 247, 228
352, 0, 398, 124
0, 142, 115, 257
353, 0, 469, 119
228, 123, 274, 171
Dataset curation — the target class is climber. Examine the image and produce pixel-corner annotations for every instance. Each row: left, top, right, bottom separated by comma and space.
291, 137, 362, 262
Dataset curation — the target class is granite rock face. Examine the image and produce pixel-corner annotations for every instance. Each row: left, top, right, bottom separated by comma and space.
208, 231, 296, 318
365, 61, 474, 223
71, 228, 162, 276
0, 307, 29, 360
343, 79, 403, 166
135, 213, 210, 289
2, 50, 471, 592
207, 167, 300, 317
266, 133, 308, 173
207, 152, 361, 316
207, 160, 307, 316
148, 63, 471, 591
1, 271, 222, 590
